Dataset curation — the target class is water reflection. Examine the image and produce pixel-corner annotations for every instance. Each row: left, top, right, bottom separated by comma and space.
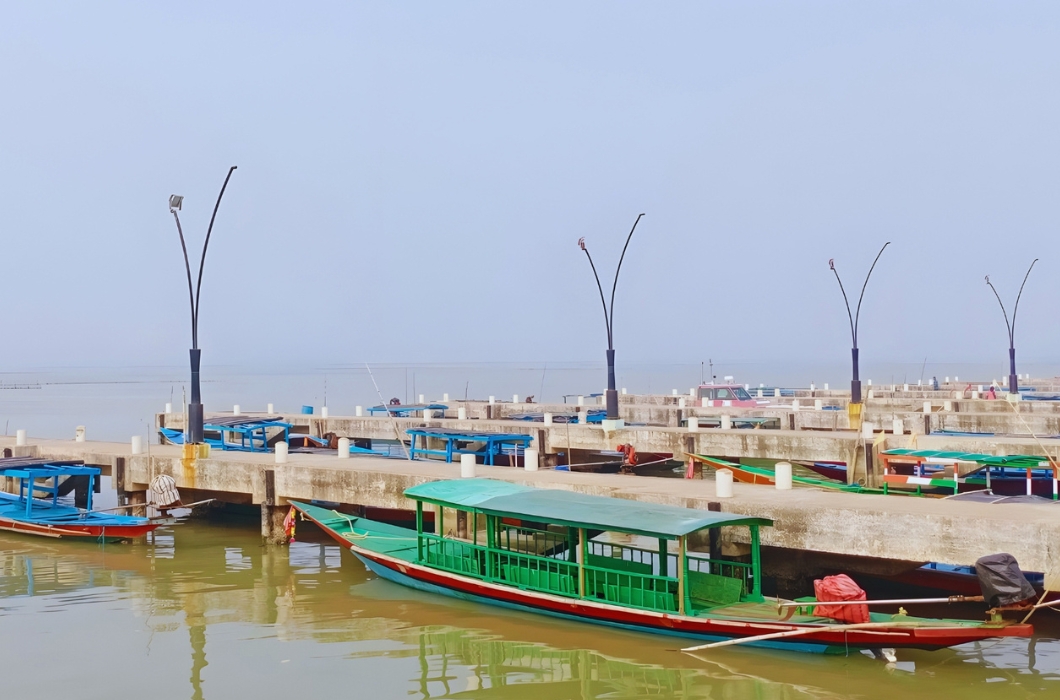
0, 521, 1058, 700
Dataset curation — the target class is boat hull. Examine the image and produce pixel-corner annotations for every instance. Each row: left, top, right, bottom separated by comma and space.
296, 504, 1030, 653
0, 515, 158, 541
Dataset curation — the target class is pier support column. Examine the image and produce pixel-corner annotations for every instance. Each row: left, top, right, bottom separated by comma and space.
261, 468, 289, 545
127, 490, 148, 517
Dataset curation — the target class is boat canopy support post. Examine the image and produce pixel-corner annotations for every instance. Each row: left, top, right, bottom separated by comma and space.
658, 538, 668, 578
415, 501, 424, 562
578, 528, 587, 598
678, 536, 687, 615
750, 525, 763, 601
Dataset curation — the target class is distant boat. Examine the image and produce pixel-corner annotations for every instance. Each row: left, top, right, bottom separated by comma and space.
291, 478, 1031, 653
0, 458, 158, 541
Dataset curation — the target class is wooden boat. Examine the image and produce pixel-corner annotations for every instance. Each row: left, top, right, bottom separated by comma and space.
880, 450, 1059, 499
687, 454, 894, 495
0, 459, 159, 541
290, 478, 1031, 653
791, 460, 847, 483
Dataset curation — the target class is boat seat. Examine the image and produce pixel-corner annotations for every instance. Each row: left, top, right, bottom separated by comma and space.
688, 570, 743, 607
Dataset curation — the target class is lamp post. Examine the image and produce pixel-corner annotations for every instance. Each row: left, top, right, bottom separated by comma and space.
985, 259, 1038, 395
828, 242, 890, 406
578, 213, 645, 421
169, 166, 238, 444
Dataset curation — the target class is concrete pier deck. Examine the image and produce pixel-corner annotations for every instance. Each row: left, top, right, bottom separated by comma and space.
4, 435, 1058, 588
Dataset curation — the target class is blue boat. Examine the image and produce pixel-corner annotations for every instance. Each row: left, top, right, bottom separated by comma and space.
406, 427, 532, 466
0, 458, 158, 541
160, 417, 292, 452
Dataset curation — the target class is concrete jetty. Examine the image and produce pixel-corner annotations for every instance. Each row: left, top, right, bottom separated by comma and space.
3, 435, 1058, 590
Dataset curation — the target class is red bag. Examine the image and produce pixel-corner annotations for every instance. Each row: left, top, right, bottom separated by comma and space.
813, 574, 869, 623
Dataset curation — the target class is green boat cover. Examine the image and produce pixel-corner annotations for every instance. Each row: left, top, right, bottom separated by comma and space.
882, 449, 1049, 467
404, 479, 772, 538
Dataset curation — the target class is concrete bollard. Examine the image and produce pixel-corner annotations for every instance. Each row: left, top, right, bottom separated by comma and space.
867, 379, 872, 386
75, 426, 85, 442
524, 447, 539, 472
716, 469, 734, 498
513, 394, 519, 404
489, 396, 495, 404
337, 437, 350, 458
810, 383, 816, 391
16, 429, 26, 446
543, 412, 553, 425
814, 399, 823, 410
688, 417, 699, 432
824, 383, 829, 390
971, 390, 979, 400
355, 405, 363, 417
419, 394, 425, 404
775, 462, 793, 490
903, 384, 909, 392
621, 387, 627, 395
443, 393, 449, 401
274, 442, 288, 464
945, 376, 950, 383
943, 401, 952, 412
892, 419, 904, 435
672, 389, 678, 396
131, 436, 143, 455
233, 404, 240, 415
792, 399, 800, 412
579, 410, 587, 424
460, 453, 477, 478
923, 401, 932, 413
774, 388, 781, 398
599, 395, 606, 406
321, 406, 329, 418
577, 395, 585, 406
721, 414, 732, 430
423, 409, 433, 420
679, 397, 686, 408
757, 389, 764, 398
954, 376, 959, 382
165, 402, 173, 414
954, 391, 962, 400
267, 403, 274, 414
861, 421, 874, 439
458, 407, 467, 420
690, 388, 696, 397
978, 385, 984, 392
701, 397, 709, 408
867, 390, 874, 399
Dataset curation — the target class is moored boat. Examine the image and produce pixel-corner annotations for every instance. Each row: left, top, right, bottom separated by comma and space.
290, 478, 1031, 653
0, 458, 159, 541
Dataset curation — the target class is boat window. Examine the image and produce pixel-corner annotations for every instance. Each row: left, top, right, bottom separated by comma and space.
732, 387, 752, 401
715, 388, 732, 399
697, 388, 714, 400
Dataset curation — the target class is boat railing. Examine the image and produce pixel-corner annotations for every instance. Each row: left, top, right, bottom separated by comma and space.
491, 548, 580, 597
582, 562, 678, 612
687, 553, 753, 593
587, 541, 658, 573
421, 533, 487, 576
497, 524, 570, 557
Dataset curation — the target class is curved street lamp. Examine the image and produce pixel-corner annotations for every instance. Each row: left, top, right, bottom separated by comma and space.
828, 242, 890, 405
985, 258, 1038, 395
578, 213, 645, 421
169, 166, 238, 444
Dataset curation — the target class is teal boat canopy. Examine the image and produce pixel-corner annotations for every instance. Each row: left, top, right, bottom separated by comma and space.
404, 478, 772, 538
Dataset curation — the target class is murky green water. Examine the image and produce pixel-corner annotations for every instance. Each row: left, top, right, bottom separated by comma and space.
1, 518, 1058, 700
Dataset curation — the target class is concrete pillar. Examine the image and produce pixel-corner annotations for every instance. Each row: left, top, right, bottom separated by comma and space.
774, 389, 781, 398
577, 395, 585, 406
423, 409, 433, 420
419, 394, 425, 404
131, 436, 143, 455
867, 390, 874, 399
489, 396, 495, 404
954, 391, 962, 400
792, 399, 800, 411
903, 384, 909, 392
355, 405, 363, 417
127, 490, 147, 517
716, 470, 734, 498
775, 462, 792, 490
824, 383, 829, 390
971, 391, 979, 400
944, 377, 950, 383
261, 504, 288, 545
923, 401, 932, 413
15, 429, 25, 446
524, 448, 539, 472
672, 389, 678, 396
337, 437, 349, 458
578, 410, 587, 424
701, 397, 709, 408
621, 388, 627, 395
861, 422, 874, 439
757, 389, 764, 398
679, 398, 686, 408
943, 401, 952, 412
810, 383, 815, 392
460, 453, 477, 478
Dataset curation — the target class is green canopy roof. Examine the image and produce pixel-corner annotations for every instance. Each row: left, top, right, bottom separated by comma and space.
404, 479, 772, 538
883, 449, 1049, 467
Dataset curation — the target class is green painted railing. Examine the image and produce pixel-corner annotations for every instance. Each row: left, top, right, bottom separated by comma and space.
687, 554, 752, 595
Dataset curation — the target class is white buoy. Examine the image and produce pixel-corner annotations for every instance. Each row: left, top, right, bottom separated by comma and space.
701, 397, 709, 408
274, 442, 288, 464
543, 412, 553, 425
489, 396, 495, 404
513, 394, 519, 404
460, 453, 477, 478
678, 397, 686, 408
337, 437, 350, 459
688, 417, 699, 432
321, 406, 329, 418
775, 462, 793, 490
814, 399, 823, 410
75, 426, 86, 442
458, 407, 467, 420
423, 409, 433, 420
923, 401, 932, 413
721, 414, 732, 430
524, 448, 539, 472
165, 403, 173, 414
355, 405, 363, 417
892, 419, 904, 435
233, 404, 240, 415
16, 429, 26, 446
577, 395, 585, 406
131, 435, 143, 455
443, 393, 449, 401
267, 403, 274, 414
716, 469, 734, 498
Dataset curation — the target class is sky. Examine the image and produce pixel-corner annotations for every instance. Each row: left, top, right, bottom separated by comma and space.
2, 2, 1059, 382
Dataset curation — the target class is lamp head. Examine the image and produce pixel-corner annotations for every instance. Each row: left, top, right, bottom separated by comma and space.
578, 237, 586, 251
828, 258, 835, 271
169, 195, 184, 211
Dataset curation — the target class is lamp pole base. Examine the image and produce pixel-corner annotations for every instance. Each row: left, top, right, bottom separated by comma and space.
188, 402, 204, 444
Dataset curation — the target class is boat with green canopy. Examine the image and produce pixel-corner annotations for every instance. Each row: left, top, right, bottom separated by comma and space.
290, 478, 1031, 653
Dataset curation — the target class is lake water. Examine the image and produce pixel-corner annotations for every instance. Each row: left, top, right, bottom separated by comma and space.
1, 519, 1058, 700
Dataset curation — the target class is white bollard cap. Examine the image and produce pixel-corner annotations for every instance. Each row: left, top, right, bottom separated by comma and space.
715, 469, 734, 498
131, 435, 143, 455
337, 437, 350, 458
524, 447, 539, 472
274, 441, 289, 464
775, 462, 793, 490
460, 452, 477, 478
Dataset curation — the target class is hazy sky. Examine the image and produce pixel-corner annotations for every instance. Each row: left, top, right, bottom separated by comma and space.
2, 2, 1059, 377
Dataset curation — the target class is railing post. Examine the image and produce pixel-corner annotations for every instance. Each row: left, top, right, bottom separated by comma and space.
658, 538, 668, 578
678, 536, 687, 615
750, 525, 762, 601
578, 528, 587, 598
486, 516, 495, 580
415, 501, 424, 562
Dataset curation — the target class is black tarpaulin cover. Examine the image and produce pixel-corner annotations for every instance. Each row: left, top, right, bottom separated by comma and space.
975, 553, 1037, 607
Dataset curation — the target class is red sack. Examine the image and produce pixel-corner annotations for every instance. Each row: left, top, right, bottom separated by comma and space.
813, 574, 869, 623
